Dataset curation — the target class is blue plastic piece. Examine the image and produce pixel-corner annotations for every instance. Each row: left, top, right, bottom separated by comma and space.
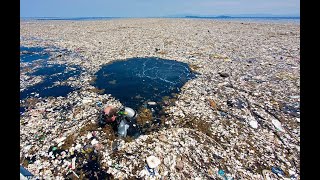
20, 165, 34, 177
271, 167, 285, 176
145, 165, 156, 176
218, 169, 225, 176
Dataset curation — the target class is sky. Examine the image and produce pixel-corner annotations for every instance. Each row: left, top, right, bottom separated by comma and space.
20, 0, 300, 18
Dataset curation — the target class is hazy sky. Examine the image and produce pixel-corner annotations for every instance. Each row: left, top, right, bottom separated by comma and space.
20, 0, 300, 17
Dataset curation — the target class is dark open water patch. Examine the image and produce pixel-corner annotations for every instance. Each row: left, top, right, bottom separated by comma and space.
20, 64, 82, 100
94, 57, 196, 110
94, 57, 196, 137
20, 45, 83, 100
20, 46, 51, 62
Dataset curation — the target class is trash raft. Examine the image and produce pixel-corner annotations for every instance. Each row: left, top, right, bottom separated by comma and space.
20, 57, 198, 179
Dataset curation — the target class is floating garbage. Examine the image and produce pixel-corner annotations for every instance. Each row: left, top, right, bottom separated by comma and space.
87, 132, 93, 139
123, 107, 137, 119
20, 19, 300, 179
262, 169, 278, 180
147, 101, 157, 106
146, 156, 161, 169
91, 139, 99, 146
249, 120, 258, 129
71, 157, 76, 170
271, 167, 285, 176
96, 101, 102, 107
20, 165, 34, 179
145, 165, 156, 177
217, 169, 233, 180
218, 169, 227, 179
56, 136, 66, 144
118, 119, 130, 137
271, 119, 285, 132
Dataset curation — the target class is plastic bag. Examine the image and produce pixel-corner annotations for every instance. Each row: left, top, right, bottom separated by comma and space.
118, 119, 129, 137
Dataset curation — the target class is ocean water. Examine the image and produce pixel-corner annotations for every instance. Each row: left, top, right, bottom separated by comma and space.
93, 57, 196, 110
93, 57, 196, 137
185, 17, 300, 24
20, 16, 300, 24
20, 46, 82, 100
20, 46, 50, 62
20, 64, 82, 99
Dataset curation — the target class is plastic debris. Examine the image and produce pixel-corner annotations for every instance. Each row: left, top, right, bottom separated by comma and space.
87, 132, 93, 139
71, 157, 76, 170
82, 98, 92, 104
249, 120, 258, 129
271, 119, 285, 132
91, 139, 99, 146
124, 107, 136, 119
271, 167, 285, 176
69, 147, 74, 155
56, 137, 66, 144
145, 165, 156, 176
118, 119, 130, 137
75, 144, 82, 151
96, 101, 102, 107
20, 19, 300, 179
218, 169, 227, 179
147, 101, 157, 106
146, 156, 161, 169
71, 170, 79, 178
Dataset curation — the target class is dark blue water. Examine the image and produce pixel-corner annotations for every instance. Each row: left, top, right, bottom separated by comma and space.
21, 64, 82, 99
20, 46, 50, 62
20, 106, 26, 115
20, 45, 82, 100
93, 57, 196, 110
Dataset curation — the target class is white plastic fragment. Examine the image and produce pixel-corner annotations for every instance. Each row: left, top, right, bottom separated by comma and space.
91, 139, 99, 146
146, 156, 161, 169
272, 119, 285, 132
87, 132, 93, 139
56, 137, 66, 144
148, 101, 157, 105
75, 144, 82, 151
71, 157, 76, 170
249, 120, 258, 129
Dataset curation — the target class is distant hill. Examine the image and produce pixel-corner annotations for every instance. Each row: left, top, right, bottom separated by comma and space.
166, 13, 299, 18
